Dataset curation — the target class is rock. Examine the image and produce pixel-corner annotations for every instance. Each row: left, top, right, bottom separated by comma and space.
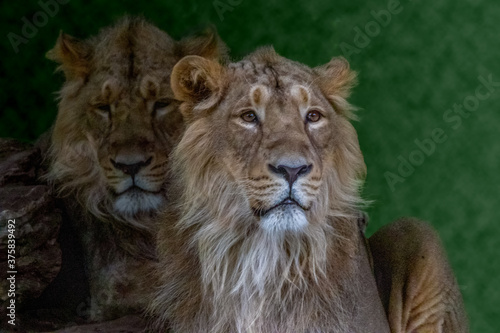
0, 138, 41, 186
53, 315, 148, 333
0, 138, 63, 329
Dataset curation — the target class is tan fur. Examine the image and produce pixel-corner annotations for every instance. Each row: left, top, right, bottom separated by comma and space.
149, 48, 389, 332
45, 17, 227, 320
369, 218, 469, 333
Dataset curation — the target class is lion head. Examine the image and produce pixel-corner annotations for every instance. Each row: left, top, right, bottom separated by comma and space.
46, 17, 227, 229
151, 48, 367, 332
169, 47, 365, 232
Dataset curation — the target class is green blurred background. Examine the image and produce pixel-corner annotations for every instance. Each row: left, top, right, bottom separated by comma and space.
1, 0, 497, 331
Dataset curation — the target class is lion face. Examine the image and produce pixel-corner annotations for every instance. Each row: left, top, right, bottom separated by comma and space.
81, 73, 179, 217
171, 48, 366, 234
47, 18, 226, 227
219, 82, 335, 233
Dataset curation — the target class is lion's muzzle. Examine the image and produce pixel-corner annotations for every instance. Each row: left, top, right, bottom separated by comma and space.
251, 161, 317, 233
105, 148, 167, 216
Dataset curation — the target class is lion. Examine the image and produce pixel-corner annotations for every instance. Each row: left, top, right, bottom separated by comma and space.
148, 48, 469, 332
45, 17, 227, 321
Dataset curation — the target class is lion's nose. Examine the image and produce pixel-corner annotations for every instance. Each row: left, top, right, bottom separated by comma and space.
268, 164, 312, 187
110, 157, 152, 176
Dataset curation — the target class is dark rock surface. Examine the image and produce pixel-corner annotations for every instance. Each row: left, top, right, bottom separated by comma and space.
0, 138, 63, 331
53, 315, 148, 333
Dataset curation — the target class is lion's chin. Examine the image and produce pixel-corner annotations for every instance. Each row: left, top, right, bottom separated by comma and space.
260, 205, 308, 233
112, 190, 164, 217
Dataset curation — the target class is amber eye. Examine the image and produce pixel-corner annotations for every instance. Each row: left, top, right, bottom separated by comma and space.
96, 104, 111, 113
306, 110, 322, 123
241, 110, 258, 123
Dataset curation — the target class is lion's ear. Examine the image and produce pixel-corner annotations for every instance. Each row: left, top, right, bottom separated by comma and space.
178, 26, 229, 63
171, 55, 225, 119
314, 57, 357, 101
46, 32, 92, 80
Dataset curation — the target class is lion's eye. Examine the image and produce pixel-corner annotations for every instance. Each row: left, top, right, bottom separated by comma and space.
154, 100, 172, 111
306, 110, 322, 123
241, 111, 258, 123
96, 104, 111, 113
154, 99, 175, 117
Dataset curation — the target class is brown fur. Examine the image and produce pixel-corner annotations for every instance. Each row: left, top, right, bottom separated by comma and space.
149, 48, 381, 332
369, 218, 469, 333
45, 17, 227, 320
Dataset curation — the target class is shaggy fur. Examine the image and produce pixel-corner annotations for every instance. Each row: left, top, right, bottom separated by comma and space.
149, 48, 376, 332
45, 17, 227, 320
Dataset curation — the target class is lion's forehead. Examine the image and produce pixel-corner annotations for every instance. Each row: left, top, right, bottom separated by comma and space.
88, 70, 176, 107
229, 60, 314, 88
96, 75, 172, 93
92, 58, 176, 87
94, 52, 177, 79
90, 25, 178, 86
227, 60, 320, 108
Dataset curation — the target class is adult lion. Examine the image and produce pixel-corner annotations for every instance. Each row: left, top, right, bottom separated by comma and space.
149, 48, 469, 332
46, 17, 227, 321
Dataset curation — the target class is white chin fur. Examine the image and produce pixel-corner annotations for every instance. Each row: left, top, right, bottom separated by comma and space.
260, 205, 308, 233
113, 191, 164, 216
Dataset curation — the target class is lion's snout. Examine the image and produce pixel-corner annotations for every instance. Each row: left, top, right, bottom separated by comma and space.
267, 163, 313, 188
110, 156, 152, 176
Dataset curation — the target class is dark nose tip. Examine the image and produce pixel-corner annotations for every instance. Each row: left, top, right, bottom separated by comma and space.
110, 157, 152, 176
268, 164, 312, 187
